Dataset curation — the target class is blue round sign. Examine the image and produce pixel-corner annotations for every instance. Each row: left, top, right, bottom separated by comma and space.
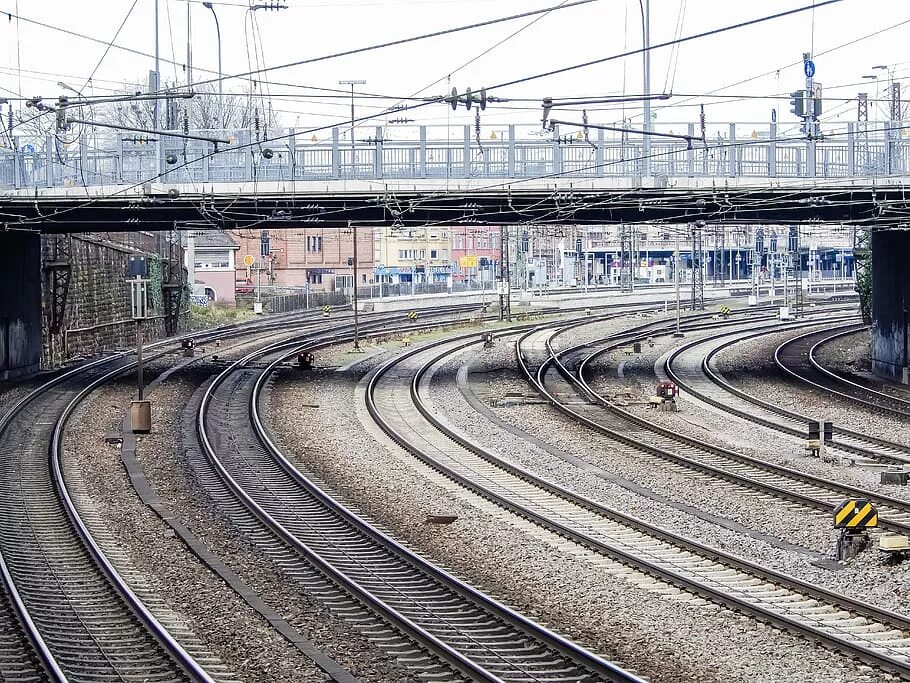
804, 60, 816, 78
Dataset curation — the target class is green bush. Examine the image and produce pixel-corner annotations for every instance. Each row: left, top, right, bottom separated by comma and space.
188, 303, 255, 331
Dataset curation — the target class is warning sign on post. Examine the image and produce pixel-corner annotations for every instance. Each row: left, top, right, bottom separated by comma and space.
833, 499, 878, 529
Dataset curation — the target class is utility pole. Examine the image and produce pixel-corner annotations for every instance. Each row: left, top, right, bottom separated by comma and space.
186, 1, 193, 87
350, 222, 361, 352
339, 79, 365, 177
691, 222, 704, 310
674, 229, 683, 337
641, 0, 651, 178
152, 0, 159, 128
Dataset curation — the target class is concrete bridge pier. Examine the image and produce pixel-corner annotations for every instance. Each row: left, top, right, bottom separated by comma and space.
0, 232, 42, 380
872, 230, 910, 383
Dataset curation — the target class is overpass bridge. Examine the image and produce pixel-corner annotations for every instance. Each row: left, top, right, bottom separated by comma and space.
2, 120, 908, 190
0, 120, 907, 383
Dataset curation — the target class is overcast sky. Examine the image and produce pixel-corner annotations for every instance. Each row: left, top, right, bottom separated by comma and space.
3, 0, 910, 140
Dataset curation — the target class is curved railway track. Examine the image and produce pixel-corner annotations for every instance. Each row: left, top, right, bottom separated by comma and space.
775, 324, 910, 418
0, 307, 441, 682
361, 320, 910, 679
193, 311, 643, 682
517, 310, 910, 536
664, 322, 910, 465
0, 345, 227, 682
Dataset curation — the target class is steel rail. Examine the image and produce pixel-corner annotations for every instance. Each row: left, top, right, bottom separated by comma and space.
365, 321, 910, 679
669, 323, 910, 463
196, 305, 647, 681
260, 347, 641, 681
774, 324, 910, 417
0, 306, 367, 681
200, 314, 621, 681
529, 311, 910, 534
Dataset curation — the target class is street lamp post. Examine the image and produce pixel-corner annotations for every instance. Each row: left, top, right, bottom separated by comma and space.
202, 2, 222, 127
339, 79, 365, 178
349, 221, 362, 352
639, 0, 651, 178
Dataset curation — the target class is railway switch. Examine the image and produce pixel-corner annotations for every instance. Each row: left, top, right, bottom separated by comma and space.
881, 469, 910, 486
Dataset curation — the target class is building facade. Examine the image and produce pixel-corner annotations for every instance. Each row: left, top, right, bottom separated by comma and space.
230, 227, 375, 294
373, 226, 453, 288
189, 231, 240, 304
450, 226, 501, 287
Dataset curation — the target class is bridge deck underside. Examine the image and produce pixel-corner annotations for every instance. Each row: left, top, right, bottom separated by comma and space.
1, 185, 907, 232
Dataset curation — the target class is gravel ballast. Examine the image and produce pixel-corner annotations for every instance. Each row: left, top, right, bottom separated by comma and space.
265, 327, 886, 683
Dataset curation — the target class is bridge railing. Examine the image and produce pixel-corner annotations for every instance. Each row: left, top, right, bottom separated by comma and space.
1, 121, 907, 189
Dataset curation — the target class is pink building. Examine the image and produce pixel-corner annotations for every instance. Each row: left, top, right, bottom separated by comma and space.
189, 231, 240, 304
451, 226, 501, 285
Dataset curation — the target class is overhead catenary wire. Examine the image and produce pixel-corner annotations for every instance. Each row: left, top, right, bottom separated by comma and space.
1, 0, 897, 228
79, 0, 140, 94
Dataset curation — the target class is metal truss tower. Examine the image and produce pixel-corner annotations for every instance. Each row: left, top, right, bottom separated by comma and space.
43, 234, 72, 333
690, 223, 704, 310
789, 225, 804, 318
619, 224, 634, 292
712, 225, 725, 287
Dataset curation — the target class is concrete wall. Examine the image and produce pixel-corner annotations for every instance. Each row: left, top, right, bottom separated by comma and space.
0, 233, 42, 379
42, 234, 176, 368
871, 230, 910, 380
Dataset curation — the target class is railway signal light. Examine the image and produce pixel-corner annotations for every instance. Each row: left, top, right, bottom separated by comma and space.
789, 90, 805, 118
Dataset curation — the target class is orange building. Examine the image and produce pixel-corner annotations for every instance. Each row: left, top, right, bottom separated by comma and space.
230, 227, 375, 293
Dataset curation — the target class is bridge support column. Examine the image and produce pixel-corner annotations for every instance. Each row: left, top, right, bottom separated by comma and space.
0, 232, 41, 380
871, 230, 910, 382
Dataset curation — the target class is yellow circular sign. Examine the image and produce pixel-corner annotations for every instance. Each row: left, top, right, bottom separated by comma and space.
243, 255, 254, 267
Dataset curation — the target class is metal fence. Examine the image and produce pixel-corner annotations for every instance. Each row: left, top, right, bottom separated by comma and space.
3, 120, 908, 190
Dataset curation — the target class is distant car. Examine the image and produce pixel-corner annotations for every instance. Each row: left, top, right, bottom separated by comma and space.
235, 282, 255, 294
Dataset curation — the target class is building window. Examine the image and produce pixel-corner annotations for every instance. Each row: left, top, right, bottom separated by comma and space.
194, 249, 231, 269
307, 236, 323, 252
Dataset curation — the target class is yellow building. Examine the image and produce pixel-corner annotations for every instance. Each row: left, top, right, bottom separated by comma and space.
373, 226, 453, 289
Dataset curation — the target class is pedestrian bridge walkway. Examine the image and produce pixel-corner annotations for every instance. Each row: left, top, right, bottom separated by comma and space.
2, 120, 908, 194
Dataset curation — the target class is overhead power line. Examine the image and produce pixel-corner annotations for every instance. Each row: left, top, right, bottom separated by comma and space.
158, 0, 600, 93
489, 0, 846, 91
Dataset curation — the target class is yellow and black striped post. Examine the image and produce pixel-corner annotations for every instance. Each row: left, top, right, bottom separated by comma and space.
719, 305, 731, 318
323, 305, 332, 317
407, 310, 418, 320
833, 499, 878, 529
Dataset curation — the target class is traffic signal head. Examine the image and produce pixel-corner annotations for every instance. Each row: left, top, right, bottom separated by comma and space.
789, 90, 805, 118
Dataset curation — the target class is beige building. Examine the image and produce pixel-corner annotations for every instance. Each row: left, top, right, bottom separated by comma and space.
373, 226, 453, 287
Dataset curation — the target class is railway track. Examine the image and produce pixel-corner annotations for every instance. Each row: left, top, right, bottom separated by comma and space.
519, 309, 910, 535
775, 324, 910, 418
361, 322, 910, 679
0, 352, 218, 682
665, 321, 910, 465
192, 308, 643, 682
0, 308, 425, 682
